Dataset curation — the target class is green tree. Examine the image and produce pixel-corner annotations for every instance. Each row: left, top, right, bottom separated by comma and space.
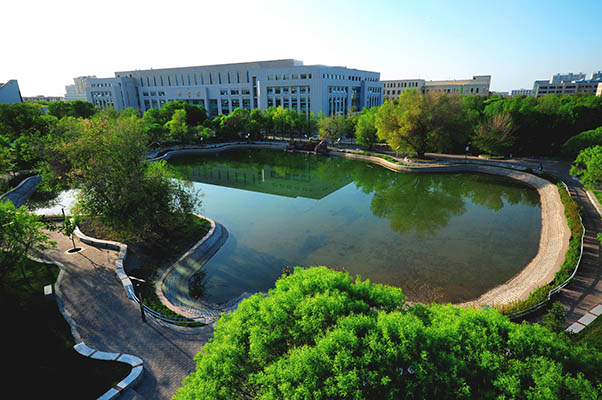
355, 107, 379, 149
375, 91, 467, 158
57, 115, 200, 234
59, 215, 80, 251
562, 126, 602, 158
471, 112, 517, 156
571, 145, 602, 188
165, 109, 189, 141
0, 201, 54, 289
542, 302, 567, 334
174, 267, 602, 400
318, 113, 346, 142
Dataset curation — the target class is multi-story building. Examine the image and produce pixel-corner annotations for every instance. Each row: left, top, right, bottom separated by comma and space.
597, 83, 602, 97
65, 76, 95, 101
551, 72, 586, 84
0, 80, 23, 103
591, 71, 602, 80
532, 71, 602, 97
511, 88, 532, 97
76, 59, 383, 117
382, 75, 491, 100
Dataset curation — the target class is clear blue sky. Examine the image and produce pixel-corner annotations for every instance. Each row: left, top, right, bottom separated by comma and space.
3, 0, 601, 96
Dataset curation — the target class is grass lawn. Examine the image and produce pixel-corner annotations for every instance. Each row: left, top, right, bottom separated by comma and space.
3, 258, 130, 398
78, 213, 211, 323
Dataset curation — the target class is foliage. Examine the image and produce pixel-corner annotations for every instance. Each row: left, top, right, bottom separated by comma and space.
375, 91, 469, 157
0, 201, 55, 286
562, 126, 602, 158
542, 302, 567, 334
355, 107, 379, 149
47, 100, 97, 119
318, 113, 347, 142
175, 267, 602, 400
53, 114, 201, 235
571, 145, 602, 188
471, 112, 516, 156
59, 215, 81, 250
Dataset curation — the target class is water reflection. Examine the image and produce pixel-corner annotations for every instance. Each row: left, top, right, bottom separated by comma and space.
168, 149, 541, 304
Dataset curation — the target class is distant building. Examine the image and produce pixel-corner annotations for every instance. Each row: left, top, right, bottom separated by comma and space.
382, 75, 491, 100
0, 80, 23, 103
493, 91, 510, 97
65, 76, 95, 101
551, 72, 586, 84
591, 71, 602, 80
511, 88, 532, 97
72, 59, 383, 116
532, 71, 602, 97
23, 95, 64, 102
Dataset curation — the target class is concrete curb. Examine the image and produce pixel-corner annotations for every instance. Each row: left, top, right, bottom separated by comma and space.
566, 303, 602, 334
74, 342, 144, 400
585, 189, 602, 217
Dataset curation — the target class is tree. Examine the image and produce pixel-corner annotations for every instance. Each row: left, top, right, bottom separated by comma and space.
571, 145, 602, 188
0, 201, 54, 289
355, 107, 379, 149
56, 114, 200, 235
174, 267, 602, 400
69, 100, 97, 119
59, 215, 80, 251
375, 91, 467, 158
318, 113, 346, 142
562, 126, 602, 158
542, 302, 566, 334
471, 112, 517, 156
165, 109, 189, 141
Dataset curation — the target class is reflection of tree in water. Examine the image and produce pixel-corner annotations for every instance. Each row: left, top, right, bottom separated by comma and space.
349, 166, 539, 238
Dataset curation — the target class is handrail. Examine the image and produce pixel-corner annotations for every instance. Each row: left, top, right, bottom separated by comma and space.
506, 180, 585, 320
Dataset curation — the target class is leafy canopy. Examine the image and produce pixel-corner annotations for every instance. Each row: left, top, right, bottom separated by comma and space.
174, 267, 602, 400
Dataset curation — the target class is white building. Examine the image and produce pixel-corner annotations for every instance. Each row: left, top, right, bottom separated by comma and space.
77, 59, 383, 116
532, 71, 602, 97
0, 80, 23, 103
551, 72, 586, 84
382, 76, 491, 100
511, 88, 532, 97
65, 76, 96, 101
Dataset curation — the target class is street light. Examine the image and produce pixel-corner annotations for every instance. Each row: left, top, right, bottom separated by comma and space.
129, 276, 146, 322
465, 146, 470, 164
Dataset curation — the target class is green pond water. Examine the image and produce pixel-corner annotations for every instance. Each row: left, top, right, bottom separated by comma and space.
167, 149, 541, 304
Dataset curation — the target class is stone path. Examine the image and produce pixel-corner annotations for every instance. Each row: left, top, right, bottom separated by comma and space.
40, 229, 214, 399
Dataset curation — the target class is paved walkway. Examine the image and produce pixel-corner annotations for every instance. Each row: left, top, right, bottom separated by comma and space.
39, 229, 214, 399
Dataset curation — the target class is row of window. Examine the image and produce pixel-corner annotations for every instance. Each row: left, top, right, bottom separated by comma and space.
133, 70, 253, 87
267, 73, 313, 81
266, 86, 310, 95
91, 83, 113, 88
220, 88, 251, 96
267, 97, 311, 110
142, 91, 166, 97
90, 91, 112, 97
385, 81, 421, 88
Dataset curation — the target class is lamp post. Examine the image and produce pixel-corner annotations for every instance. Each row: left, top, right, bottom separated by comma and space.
465, 146, 470, 163
129, 276, 146, 322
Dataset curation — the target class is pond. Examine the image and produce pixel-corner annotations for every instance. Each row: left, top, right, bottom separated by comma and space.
167, 149, 542, 304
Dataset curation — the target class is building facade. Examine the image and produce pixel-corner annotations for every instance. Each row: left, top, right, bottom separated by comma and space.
65, 76, 95, 101
76, 59, 383, 116
382, 75, 491, 100
0, 80, 23, 103
532, 73, 602, 97
511, 88, 532, 97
